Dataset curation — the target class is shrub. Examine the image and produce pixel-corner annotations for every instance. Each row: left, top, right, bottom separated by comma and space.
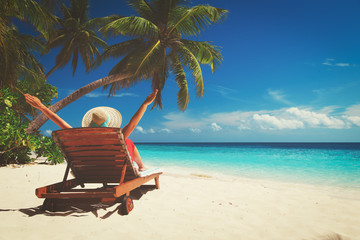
0, 86, 64, 165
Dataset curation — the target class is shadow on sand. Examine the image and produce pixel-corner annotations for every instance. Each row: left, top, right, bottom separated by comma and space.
0, 185, 156, 219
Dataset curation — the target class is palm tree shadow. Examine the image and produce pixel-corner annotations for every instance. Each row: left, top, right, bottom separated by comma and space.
2, 185, 156, 218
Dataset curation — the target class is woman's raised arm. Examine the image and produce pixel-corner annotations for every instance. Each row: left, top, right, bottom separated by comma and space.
122, 89, 158, 139
24, 94, 72, 129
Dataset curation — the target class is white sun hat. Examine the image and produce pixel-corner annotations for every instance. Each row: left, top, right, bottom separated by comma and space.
82, 106, 122, 128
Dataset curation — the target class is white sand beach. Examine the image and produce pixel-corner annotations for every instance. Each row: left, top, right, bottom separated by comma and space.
0, 163, 359, 240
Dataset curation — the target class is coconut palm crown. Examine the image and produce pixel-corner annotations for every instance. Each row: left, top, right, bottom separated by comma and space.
45, 0, 114, 78
96, 0, 228, 110
0, 0, 56, 88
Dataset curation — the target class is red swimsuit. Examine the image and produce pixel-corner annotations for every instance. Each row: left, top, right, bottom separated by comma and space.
125, 138, 135, 160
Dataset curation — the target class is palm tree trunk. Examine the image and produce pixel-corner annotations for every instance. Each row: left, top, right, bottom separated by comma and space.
26, 73, 131, 134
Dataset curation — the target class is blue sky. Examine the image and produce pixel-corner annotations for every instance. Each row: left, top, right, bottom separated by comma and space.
39, 0, 360, 142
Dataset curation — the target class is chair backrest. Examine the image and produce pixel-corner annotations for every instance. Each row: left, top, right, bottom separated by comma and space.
52, 127, 138, 184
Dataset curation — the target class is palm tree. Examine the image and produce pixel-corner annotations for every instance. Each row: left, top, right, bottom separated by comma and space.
0, 0, 56, 88
44, 0, 114, 78
0, 26, 46, 89
26, 0, 228, 133
95, 0, 228, 110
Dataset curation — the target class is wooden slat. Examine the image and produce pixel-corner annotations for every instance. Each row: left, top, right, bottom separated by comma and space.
81, 177, 121, 183
67, 150, 125, 157
61, 139, 122, 147
70, 156, 125, 161
78, 167, 121, 174
64, 145, 124, 152
54, 128, 121, 136
72, 174, 139, 184
57, 133, 120, 141
72, 159, 125, 165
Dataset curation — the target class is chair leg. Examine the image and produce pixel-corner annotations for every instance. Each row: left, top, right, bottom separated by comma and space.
42, 198, 57, 212
155, 176, 160, 189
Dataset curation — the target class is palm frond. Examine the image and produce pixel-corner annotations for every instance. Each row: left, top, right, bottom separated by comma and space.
135, 40, 161, 75
7, 0, 57, 40
100, 16, 159, 39
78, 46, 91, 73
17, 33, 45, 53
71, 50, 79, 75
151, 0, 183, 24
89, 42, 100, 58
150, 45, 168, 109
92, 38, 143, 69
18, 65, 45, 84
69, 0, 89, 24
0, 25, 45, 88
174, 43, 204, 98
104, 42, 167, 98
181, 39, 222, 72
127, 0, 156, 22
54, 38, 75, 69
47, 33, 67, 49
169, 50, 189, 111
169, 5, 228, 37
90, 35, 108, 49
86, 15, 122, 30
61, 3, 72, 19
45, 0, 108, 78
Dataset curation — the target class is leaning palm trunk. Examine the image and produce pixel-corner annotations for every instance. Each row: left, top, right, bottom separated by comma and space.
26, 73, 131, 134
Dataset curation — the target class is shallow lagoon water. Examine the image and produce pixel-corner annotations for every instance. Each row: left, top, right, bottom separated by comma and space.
137, 143, 360, 189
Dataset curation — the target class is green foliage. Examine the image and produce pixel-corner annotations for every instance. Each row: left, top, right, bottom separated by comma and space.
97, 0, 228, 111
45, 0, 111, 78
0, 0, 57, 88
0, 86, 64, 165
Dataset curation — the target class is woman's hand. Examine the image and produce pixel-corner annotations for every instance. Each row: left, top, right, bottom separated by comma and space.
24, 94, 44, 110
143, 89, 158, 106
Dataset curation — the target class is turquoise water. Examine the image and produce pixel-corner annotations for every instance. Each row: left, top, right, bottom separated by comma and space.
136, 143, 360, 189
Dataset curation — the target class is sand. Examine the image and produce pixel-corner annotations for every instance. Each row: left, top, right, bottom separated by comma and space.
0, 163, 359, 240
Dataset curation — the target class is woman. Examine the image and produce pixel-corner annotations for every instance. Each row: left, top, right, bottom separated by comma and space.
24, 89, 158, 171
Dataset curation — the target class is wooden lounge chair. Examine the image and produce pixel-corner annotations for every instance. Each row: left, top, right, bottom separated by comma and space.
35, 127, 162, 214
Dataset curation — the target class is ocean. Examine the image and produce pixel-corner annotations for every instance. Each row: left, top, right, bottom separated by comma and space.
136, 142, 360, 189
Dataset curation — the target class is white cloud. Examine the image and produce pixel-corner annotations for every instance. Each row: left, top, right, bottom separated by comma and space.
208, 111, 257, 127
286, 107, 347, 129
345, 116, 360, 127
267, 89, 292, 105
136, 126, 156, 134
161, 106, 359, 133
322, 58, 350, 67
45, 129, 52, 136
211, 122, 222, 131
136, 126, 146, 134
160, 128, 171, 133
343, 104, 360, 127
322, 58, 335, 66
189, 128, 201, 133
253, 114, 304, 130
344, 104, 360, 116
335, 63, 350, 67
